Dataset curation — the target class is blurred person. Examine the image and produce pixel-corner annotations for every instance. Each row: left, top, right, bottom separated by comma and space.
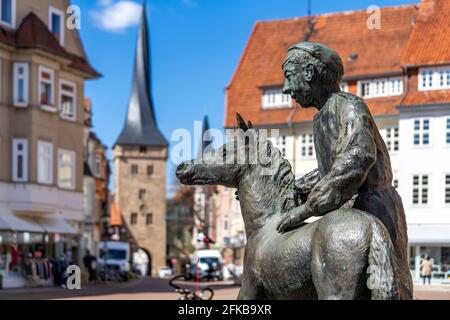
421, 255, 433, 285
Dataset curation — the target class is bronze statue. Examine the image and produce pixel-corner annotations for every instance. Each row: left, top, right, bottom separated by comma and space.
177, 114, 400, 299
277, 42, 412, 299
176, 42, 413, 299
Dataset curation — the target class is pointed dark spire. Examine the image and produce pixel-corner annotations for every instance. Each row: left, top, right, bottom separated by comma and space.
198, 115, 212, 158
115, 1, 168, 148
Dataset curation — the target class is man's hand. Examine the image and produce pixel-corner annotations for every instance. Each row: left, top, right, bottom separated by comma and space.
276, 204, 313, 233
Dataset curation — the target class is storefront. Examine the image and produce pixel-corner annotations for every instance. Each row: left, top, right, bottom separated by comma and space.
0, 214, 79, 289
408, 223, 450, 282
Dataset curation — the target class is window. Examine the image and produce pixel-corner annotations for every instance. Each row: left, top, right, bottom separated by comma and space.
130, 213, 138, 225
131, 164, 138, 175
146, 213, 153, 225
446, 118, 450, 145
419, 66, 450, 91
393, 178, 399, 189
39, 66, 55, 110
262, 88, 292, 109
272, 135, 287, 157
139, 189, 146, 200
412, 175, 429, 205
147, 165, 154, 176
358, 77, 403, 98
413, 119, 430, 146
139, 146, 147, 153
13, 63, 29, 107
49, 6, 64, 46
58, 149, 75, 190
37, 141, 53, 184
340, 82, 348, 92
445, 175, 450, 205
12, 139, 28, 182
0, 0, 15, 28
384, 126, 399, 152
299, 134, 315, 158
60, 80, 76, 120
94, 154, 101, 177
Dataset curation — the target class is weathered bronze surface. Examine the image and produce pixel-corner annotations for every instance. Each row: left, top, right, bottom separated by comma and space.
176, 42, 413, 300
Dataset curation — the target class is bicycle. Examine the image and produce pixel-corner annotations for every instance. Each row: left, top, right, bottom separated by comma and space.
169, 274, 214, 300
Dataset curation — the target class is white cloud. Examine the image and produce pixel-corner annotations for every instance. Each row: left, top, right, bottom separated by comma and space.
92, 0, 142, 33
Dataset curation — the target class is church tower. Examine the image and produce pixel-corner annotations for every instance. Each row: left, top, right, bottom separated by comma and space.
113, 2, 168, 276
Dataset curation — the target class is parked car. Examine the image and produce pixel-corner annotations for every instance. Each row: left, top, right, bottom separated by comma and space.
158, 266, 174, 278
97, 241, 130, 281
191, 250, 224, 281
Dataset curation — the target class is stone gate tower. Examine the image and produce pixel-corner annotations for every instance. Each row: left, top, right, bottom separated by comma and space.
113, 2, 168, 276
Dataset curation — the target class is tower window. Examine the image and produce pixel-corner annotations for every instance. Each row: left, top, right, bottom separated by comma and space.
139, 146, 147, 153
130, 213, 138, 225
147, 165, 154, 176
131, 164, 138, 175
146, 213, 153, 225
139, 189, 146, 200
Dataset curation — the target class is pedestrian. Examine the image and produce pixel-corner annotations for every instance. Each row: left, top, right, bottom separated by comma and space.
83, 250, 97, 282
421, 255, 433, 285
56, 254, 69, 288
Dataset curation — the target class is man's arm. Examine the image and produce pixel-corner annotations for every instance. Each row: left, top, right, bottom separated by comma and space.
278, 102, 377, 233
294, 169, 320, 203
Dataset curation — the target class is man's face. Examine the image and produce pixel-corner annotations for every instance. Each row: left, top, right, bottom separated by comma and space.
282, 59, 315, 108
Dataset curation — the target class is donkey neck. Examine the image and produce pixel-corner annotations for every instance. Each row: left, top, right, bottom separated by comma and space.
238, 167, 296, 238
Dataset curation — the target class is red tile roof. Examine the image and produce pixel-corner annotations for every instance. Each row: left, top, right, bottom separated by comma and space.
402, 0, 450, 66
225, 5, 419, 127
399, 90, 450, 107
0, 13, 100, 79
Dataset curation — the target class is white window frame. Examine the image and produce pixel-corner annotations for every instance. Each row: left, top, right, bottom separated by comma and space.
59, 79, 77, 121
37, 140, 53, 185
383, 126, 399, 153
419, 66, 450, 91
12, 138, 28, 182
446, 118, 450, 145
262, 87, 292, 109
58, 149, 76, 190
0, 0, 16, 29
412, 174, 429, 206
49, 6, 65, 46
413, 118, 430, 147
13, 62, 29, 107
445, 174, 450, 205
357, 77, 403, 99
39, 66, 56, 112
272, 135, 287, 157
299, 133, 315, 159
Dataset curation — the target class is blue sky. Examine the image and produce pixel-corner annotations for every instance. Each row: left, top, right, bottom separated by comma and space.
72, 0, 418, 191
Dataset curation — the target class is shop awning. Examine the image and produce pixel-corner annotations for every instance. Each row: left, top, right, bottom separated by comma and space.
38, 217, 77, 235
0, 214, 45, 233
408, 224, 450, 246
0, 214, 77, 234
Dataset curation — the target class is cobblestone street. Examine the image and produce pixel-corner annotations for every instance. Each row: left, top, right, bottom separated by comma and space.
0, 278, 449, 300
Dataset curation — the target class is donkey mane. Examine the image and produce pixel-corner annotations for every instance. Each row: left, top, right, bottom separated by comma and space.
263, 139, 298, 212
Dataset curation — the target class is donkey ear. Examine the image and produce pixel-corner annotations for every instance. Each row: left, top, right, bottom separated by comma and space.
236, 113, 248, 131
247, 120, 254, 129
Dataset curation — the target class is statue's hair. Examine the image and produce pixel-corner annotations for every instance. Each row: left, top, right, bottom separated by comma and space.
283, 48, 343, 87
